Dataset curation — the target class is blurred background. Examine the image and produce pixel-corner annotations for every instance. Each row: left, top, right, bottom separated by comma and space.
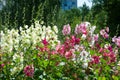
0, 0, 120, 36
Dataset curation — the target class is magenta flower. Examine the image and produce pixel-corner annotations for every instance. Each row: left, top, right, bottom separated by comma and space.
109, 52, 116, 63
91, 55, 100, 64
94, 34, 99, 41
75, 23, 87, 35
108, 46, 113, 52
23, 65, 34, 78
42, 38, 48, 46
62, 24, 71, 35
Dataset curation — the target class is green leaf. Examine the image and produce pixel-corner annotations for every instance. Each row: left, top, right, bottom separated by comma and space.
98, 77, 106, 80
112, 75, 119, 80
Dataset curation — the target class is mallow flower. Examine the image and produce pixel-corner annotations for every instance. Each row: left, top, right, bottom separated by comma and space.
62, 24, 71, 35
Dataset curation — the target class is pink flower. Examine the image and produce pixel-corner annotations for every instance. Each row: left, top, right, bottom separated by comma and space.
56, 42, 61, 51
116, 37, 120, 47
112, 36, 117, 42
109, 52, 116, 63
62, 24, 71, 35
100, 29, 109, 39
105, 27, 109, 33
112, 36, 120, 47
103, 52, 109, 57
108, 46, 113, 52
39, 46, 49, 52
42, 38, 48, 46
94, 34, 99, 41
51, 50, 57, 55
1, 64, 4, 68
65, 49, 75, 59
56, 44, 65, 56
91, 55, 100, 64
104, 33, 109, 38
70, 35, 80, 45
75, 23, 87, 35
75, 24, 81, 34
99, 48, 104, 53
75, 37, 80, 44
95, 43, 100, 49
103, 52, 116, 64
24, 65, 34, 78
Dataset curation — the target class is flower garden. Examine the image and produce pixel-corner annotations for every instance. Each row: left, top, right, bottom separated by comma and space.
0, 21, 120, 80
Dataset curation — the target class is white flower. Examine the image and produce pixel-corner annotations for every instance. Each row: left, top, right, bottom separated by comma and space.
0, 21, 59, 53
89, 26, 96, 35
59, 62, 65, 66
53, 25, 58, 33
81, 34, 87, 40
24, 25, 28, 29
19, 27, 23, 31
40, 21, 44, 25
84, 22, 91, 28
83, 62, 88, 68
74, 45, 79, 51
79, 50, 91, 68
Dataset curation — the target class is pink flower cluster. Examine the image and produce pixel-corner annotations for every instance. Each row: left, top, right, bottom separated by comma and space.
62, 22, 89, 36
75, 23, 87, 35
100, 27, 109, 39
36, 38, 49, 52
62, 24, 71, 35
90, 48, 116, 65
112, 36, 120, 47
55, 35, 80, 59
91, 55, 100, 64
103, 52, 116, 64
23, 65, 34, 78
37, 36, 80, 59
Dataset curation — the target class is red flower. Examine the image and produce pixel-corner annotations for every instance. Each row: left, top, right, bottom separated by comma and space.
42, 38, 48, 46
75, 37, 80, 44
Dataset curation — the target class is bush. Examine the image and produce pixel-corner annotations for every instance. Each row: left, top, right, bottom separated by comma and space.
0, 21, 120, 79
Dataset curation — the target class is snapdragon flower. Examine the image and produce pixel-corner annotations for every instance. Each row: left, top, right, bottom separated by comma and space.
62, 24, 71, 35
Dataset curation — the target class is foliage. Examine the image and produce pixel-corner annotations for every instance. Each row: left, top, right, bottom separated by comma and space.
91, 0, 120, 36
0, 0, 60, 30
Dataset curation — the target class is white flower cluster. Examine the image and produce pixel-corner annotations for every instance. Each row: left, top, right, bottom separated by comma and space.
0, 21, 59, 75
0, 21, 59, 53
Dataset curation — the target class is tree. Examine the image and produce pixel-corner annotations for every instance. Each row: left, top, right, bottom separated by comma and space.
90, 0, 120, 36
79, 3, 90, 21
0, 0, 61, 29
